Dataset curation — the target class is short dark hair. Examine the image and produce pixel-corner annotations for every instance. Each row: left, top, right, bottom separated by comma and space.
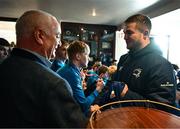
0, 38, 10, 46
125, 14, 152, 33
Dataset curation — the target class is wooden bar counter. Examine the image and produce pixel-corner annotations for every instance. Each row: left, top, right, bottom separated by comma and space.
88, 100, 180, 128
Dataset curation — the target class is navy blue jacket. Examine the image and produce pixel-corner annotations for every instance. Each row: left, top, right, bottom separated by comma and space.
114, 43, 176, 106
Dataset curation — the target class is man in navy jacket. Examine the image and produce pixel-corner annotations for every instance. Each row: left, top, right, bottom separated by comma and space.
113, 14, 176, 111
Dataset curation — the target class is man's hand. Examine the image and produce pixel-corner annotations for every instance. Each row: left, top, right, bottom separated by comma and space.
112, 81, 128, 98
120, 84, 128, 97
90, 104, 101, 113
176, 90, 180, 100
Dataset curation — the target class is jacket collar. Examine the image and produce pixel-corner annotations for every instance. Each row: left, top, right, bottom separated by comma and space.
128, 42, 163, 58
11, 48, 51, 68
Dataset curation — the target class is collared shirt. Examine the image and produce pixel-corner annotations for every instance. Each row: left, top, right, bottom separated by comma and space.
21, 48, 52, 68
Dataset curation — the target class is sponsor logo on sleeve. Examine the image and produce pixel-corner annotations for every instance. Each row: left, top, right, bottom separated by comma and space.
160, 82, 174, 87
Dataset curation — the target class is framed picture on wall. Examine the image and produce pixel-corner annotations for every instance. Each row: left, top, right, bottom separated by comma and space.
102, 41, 111, 49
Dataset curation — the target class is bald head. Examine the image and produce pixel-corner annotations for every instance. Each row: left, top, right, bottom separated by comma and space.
16, 10, 57, 40
15, 10, 61, 59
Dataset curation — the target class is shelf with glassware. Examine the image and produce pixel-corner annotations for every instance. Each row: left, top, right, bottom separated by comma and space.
61, 22, 117, 66
99, 32, 115, 66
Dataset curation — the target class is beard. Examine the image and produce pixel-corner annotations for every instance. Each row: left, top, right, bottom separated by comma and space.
126, 40, 141, 51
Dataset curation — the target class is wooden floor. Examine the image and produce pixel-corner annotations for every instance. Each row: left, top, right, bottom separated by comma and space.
88, 107, 180, 128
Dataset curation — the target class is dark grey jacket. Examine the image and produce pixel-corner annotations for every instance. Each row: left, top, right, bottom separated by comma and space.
0, 48, 87, 127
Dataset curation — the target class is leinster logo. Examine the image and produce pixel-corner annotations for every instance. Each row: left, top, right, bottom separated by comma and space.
133, 68, 142, 78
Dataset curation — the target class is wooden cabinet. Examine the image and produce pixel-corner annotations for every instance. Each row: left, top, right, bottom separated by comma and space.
61, 22, 117, 66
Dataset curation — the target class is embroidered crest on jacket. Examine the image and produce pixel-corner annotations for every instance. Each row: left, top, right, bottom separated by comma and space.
133, 68, 142, 78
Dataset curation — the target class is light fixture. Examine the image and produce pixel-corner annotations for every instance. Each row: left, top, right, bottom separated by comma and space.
92, 8, 96, 16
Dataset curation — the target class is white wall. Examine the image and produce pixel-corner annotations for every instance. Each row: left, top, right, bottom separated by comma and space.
115, 30, 128, 61
0, 21, 16, 44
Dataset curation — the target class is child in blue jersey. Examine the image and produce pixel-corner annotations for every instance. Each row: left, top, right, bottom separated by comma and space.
57, 40, 104, 116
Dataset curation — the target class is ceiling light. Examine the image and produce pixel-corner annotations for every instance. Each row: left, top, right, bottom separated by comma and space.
92, 8, 96, 16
